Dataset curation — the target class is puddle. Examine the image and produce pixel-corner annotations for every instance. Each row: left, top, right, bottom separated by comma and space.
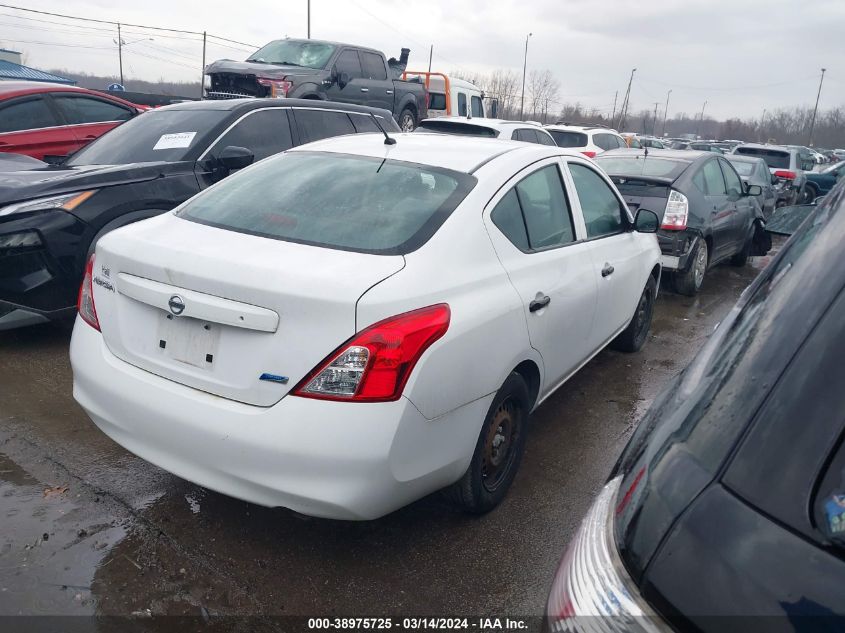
0, 453, 125, 615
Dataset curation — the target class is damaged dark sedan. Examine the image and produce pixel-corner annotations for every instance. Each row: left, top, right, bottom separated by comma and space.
0, 98, 399, 330
595, 149, 769, 296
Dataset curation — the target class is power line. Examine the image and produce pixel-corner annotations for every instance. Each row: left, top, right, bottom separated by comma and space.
0, 37, 112, 50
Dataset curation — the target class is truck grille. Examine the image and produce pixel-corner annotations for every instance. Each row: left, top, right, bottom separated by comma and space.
205, 91, 256, 100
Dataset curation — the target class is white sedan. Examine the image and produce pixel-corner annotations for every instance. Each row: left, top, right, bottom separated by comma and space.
70, 133, 661, 520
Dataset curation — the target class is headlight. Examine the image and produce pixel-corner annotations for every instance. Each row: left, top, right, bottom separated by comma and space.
545, 476, 672, 632
203, 74, 212, 90
0, 190, 97, 218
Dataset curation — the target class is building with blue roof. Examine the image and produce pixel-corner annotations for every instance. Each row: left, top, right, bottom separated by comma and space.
0, 49, 75, 85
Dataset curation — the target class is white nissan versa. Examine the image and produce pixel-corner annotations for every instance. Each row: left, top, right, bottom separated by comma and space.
70, 133, 661, 520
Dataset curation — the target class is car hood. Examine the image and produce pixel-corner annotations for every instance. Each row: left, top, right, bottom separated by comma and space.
205, 59, 322, 78
0, 161, 190, 206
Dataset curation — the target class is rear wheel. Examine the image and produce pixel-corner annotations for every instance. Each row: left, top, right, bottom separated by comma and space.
801, 184, 818, 204
445, 372, 530, 514
672, 239, 708, 296
610, 275, 657, 353
398, 107, 416, 132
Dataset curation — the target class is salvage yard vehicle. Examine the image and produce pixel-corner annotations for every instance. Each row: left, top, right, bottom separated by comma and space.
725, 154, 777, 218
596, 149, 768, 296
204, 38, 427, 131
0, 81, 147, 162
414, 117, 557, 145
542, 123, 627, 157
804, 160, 844, 202
733, 143, 811, 205
546, 182, 845, 633
401, 71, 489, 118
0, 98, 398, 330
71, 133, 661, 520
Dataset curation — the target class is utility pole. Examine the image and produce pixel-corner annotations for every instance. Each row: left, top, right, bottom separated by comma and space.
611, 90, 618, 122
427, 44, 433, 73
652, 102, 660, 136
617, 67, 636, 130
695, 100, 707, 138
760, 108, 767, 142
117, 23, 123, 85
200, 31, 207, 99
520, 32, 532, 120
808, 67, 826, 146
307, 0, 311, 38
661, 89, 671, 137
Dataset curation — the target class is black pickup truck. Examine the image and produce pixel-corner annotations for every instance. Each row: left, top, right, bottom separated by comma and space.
204, 38, 427, 131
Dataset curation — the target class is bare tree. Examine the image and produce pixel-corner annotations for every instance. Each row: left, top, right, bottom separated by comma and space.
527, 69, 559, 123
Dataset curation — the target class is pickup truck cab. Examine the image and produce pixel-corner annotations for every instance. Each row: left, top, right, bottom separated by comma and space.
204, 38, 428, 131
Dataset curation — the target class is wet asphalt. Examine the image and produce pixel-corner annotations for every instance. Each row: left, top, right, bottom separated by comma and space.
0, 251, 776, 624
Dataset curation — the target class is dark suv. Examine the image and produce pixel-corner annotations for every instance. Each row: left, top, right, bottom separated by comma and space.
546, 182, 845, 632
0, 98, 399, 330
596, 149, 768, 295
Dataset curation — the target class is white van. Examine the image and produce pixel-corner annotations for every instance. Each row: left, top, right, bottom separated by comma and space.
402, 71, 489, 119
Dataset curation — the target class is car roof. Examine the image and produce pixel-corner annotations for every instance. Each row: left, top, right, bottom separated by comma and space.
726, 154, 765, 164
735, 142, 793, 154
289, 132, 579, 174
159, 98, 393, 118
544, 124, 619, 134
420, 116, 540, 130
598, 147, 710, 162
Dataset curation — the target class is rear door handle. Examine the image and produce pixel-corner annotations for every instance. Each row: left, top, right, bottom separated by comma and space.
529, 295, 551, 312
601, 264, 615, 277
360, 87, 369, 92
386, 90, 393, 95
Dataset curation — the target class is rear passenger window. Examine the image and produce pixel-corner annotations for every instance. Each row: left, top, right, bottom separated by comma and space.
458, 93, 467, 117
53, 95, 132, 124
593, 134, 611, 151
537, 131, 556, 146
515, 129, 539, 144
517, 165, 575, 248
491, 189, 529, 251
0, 97, 57, 133
348, 113, 380, 133
294, 109, 355, 144
569, 163, 625, 238
700, 160, 727, 195
360, 51, 387, 80
209, 108, 293, 162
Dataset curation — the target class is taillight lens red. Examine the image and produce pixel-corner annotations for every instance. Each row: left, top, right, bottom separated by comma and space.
77, 253, 100, 331
292, 304, 450, 402
582, 151, 597, 158
774, 170, 796, 180
256, 77, 293, 98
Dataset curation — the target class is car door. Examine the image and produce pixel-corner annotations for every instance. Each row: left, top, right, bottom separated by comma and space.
719, 158, 749, 246
565, 160, 646, 345
358, 50, 393, 111
694, 158, 733, 260
49, 93, 135, 151
482, 159, 597, 392
196, 107, 294, 189
325, 48, 366, 105
0, 94, 70, 159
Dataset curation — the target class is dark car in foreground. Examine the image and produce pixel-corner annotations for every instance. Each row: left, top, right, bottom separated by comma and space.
0, 98, 399, 330
805, 160, 844, 202
204, 38, 427, 131
595, 149, 767, 295
546, 181, 845, 633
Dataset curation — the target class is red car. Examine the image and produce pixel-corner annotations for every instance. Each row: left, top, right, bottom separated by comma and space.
0, 81, 147, 161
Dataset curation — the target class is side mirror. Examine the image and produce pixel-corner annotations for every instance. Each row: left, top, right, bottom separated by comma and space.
326, 66, 338, 87
217, 145, 254, 171
338, 71, 350, 89
746, 184, 762, 196
634, 208, 659, 233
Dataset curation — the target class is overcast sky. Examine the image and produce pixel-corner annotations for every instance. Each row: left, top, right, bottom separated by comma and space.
5, 0, 842, 120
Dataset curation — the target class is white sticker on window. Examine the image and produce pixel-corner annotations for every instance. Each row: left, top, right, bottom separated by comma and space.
153, 132, 196, 150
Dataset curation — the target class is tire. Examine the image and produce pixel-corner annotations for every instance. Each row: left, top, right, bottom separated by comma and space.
398, 107, 416, 132
730, 227, 753, 267
445, 372, 530, 514
610, 274, 657, 353
671, 238, 708, 296
801, 184, 818, 205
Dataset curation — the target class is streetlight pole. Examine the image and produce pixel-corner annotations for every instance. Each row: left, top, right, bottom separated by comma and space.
307, 0, 311, 38
760, 108, 767, 142
520, 32, 532, 120
617, 67, 636, 130
117, 23, 123, 85
808, 67, 826, 146
661, 89, 671, 137
652, 102, 660, 135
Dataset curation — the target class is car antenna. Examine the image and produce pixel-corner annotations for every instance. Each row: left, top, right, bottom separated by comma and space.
370, 113, 397, 145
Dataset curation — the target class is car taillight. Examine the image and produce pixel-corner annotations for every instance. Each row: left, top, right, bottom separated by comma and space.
77, 254, 100, 331
774, 170, 796, 180
581, 151, 597, 158
292, 304, 450, 402
256, 77, 293, 98
546, 476, 670, 632
661, 189, 688, 230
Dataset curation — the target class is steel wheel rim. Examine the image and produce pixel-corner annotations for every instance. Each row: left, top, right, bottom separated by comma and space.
481, 399, 520, 493
400, 114, 414, 132
634, 286, 651, 339
694, 242, 707, 288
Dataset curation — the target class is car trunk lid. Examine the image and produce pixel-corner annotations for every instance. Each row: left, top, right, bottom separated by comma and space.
92, 214, 404, 407
609, 176, 672, 222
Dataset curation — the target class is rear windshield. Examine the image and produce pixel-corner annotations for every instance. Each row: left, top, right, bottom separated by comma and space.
414, 121, 498, 138
594, 155, 689, 179
734, 147, 790, 169
547, 130, 588, 148
177, 152, 476, 255
728, 161, 755, 177
67, 109, 226, 165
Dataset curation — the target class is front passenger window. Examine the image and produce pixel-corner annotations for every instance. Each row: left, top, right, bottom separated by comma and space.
569, 163, 625, 238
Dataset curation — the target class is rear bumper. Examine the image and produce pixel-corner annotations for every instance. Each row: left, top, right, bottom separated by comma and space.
657, 229, 699, 272
70, 319, 490, 520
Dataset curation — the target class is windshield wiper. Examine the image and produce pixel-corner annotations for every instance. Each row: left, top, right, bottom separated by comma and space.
246, 58, 269, 64
278, 61, 303, 67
